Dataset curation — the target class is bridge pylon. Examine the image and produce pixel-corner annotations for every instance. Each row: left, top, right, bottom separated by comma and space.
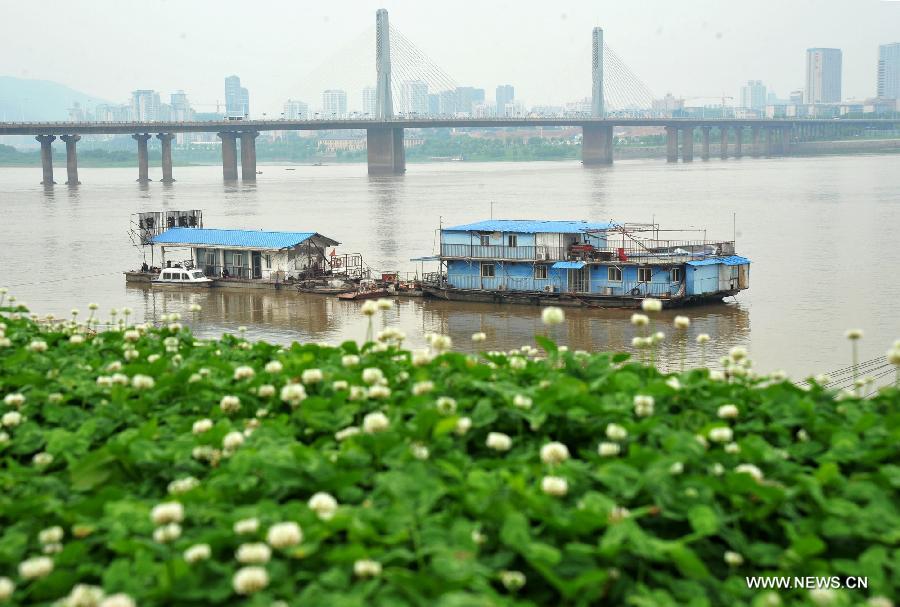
591, 27, 604, 118
375, 9, 393, 120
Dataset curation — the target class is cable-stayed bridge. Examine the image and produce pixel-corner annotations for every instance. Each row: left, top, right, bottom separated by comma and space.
1, 9, 897, 184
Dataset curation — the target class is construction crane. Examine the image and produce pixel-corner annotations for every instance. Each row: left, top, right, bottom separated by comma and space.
683, 95, 735, 118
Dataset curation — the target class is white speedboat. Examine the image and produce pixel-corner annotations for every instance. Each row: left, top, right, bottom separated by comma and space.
152, 267, 214, 288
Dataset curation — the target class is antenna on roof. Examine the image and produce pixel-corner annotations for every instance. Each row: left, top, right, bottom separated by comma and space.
490, 201, 494, 220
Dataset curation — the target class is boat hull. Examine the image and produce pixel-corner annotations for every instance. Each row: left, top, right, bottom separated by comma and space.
337, 289, 391, 301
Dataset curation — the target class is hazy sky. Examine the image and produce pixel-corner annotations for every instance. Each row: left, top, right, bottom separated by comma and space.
2, 0, 898, 113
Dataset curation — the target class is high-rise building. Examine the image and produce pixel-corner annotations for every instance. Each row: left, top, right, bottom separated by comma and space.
496, 85, 515, 115
170, 91, 193, 120
131, 90, 161, 121
224, 75, 250, 118
806, 48, 842, 103
361, 86, 377, 116
427, 93, 441, 116
454, 87, 485, 115
739, 80, 767, 110
400, 80, 428, 115
283, 99, 309, 120
877, 43, 900, 99
789, 90, 804, 105
322, 90, 347, 118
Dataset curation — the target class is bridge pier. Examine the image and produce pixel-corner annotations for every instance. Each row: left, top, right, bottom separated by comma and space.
35, 135, 56, 185
765, 128, 774, 157
157, 133, 175, 183
719, 128, 728, 159
218, 132, 238, 180
781, 127, 791, 155
132, 133, 152, 182
367, 127, 405, 175
240, 131, 259, 181
665, 126, 678, 163
582, 125, 613, 165
60, 134, 81, 185
681, 127, 694, 162
733, 127, 743, 158
751, 127, 760, 157
701, 127, 711, 160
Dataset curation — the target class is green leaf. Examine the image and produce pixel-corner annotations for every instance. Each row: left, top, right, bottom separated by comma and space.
687, 505, 719, 537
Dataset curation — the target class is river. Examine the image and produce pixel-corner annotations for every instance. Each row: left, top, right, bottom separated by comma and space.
1, 155, 898, 385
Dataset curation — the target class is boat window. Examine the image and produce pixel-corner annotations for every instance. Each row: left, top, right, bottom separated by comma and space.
479, 234, 490, 247
508, 234, 518, 248
181, 273, 189, 280
638, 267, 653, 283
481, 263, 495, 278
671, 268, 683, 282
534, 265, 547, 280
608, 266, 622, 282
162, 272, 171, 280
192, 271, 205, 279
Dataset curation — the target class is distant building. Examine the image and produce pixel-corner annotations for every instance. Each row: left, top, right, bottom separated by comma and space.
454, 87, 485, 116
322, 89, 347, 119
131, 90, 161, 121
877, 43, 900, 100
224, 75, 250, 118
67, 102, 89, 122
739, 80, 766, 110
789, 90, 804, 105
361, 86, 376, 117
400, 80, 428, 115
170, 91, 192, 121
806, 48, 842, 103
651, 93, 684, 114
95, 103, 130, 122
283, 99, 309, 120
502, 101, 525, 117
496, 85, 515, 115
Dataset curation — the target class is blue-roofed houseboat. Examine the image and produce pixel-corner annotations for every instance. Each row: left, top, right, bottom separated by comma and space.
418, 219, 750, 308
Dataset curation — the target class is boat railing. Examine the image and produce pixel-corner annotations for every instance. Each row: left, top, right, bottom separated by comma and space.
442, 273, 682, 298
439, 241, 735, 262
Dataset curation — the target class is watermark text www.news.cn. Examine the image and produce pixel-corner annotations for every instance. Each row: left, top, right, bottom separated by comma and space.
746, 576, 868, 590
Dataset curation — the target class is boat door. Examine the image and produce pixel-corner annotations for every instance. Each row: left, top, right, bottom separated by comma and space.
252, 252, 262, 279
567, 268, 588, 293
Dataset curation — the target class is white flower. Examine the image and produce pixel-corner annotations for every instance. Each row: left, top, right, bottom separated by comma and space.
735, 463, 764, 482
331, 380, 348, 391
724, 551, 744, 566
411, 349, 433, 366
540, 441, 570, 465
223, 431, 245, 450
153, 523, 182, 543
0, 431, 8, 444
233, 566, 269, 595
367, 385, 391, 399
608, 505, 631, 523
0, 577, 14, 601
669, 461, 684, 475
363, 411, 390, 433
123, 349, 139, 361
42, 543, 63, 555
28, 339, 48, 352
360, 300, 379, 316
192, 418, 214, 434
673, 315, 690, 329
486, 432, 512, 451
728, 346, 747, 361
653, 331, 665, 342
542, 475, 569, 497
641, 298, 662, 313
354, 559, 382, 578
131, 374, 155, 390
796, 429, 810, 442
708, 426, 733, 443
867, 597, 894, 607
630, 313, 649, 327
151, 501, 184, 525
280, 383, 307, 407
2, 411, 22, 427
342, 354, 360, 367
633, 395, 654, 417
455, 417, 472, 435
234, 518, 260, 535
257, 384, 275, 398
266, 522, 302, 548
696, 333, 710, 344
376, 298, 393, 310
412, 381, 434, 395
845, 328, 863, 340
335, 426, 360, 441
605, 423, 628, 441
308, 492, 339, 520
236, 542, 271, 564
62, 584, 104, 607
184, 543, 211, 563
189, 303, 202, 313
168, 477, 200, 495
500, 570, 526, 591
69, 334, 84, 344
512, 394, 533, 409
38, 526, 64, 545
725, 442, 741, 454
717, 404, 739, 419
809, 588, 838, 606
471, 332, 487, 342
362, 368, 384, 385
708, 369, 725, 381
411, 442, 430, 460
887, 349, 900, 366
302, 368, 323, 384
665, 377, 681, 391
234, 365, 255, 380
3, 393, 25, 408
33, 452, 54, 466
509, 356, 526, 370
264, 360, 283, 374
123, 330, 140, 342
18, 556, 53, 579
541, 306, 565, 325
436, 396, 457, 415
710, 463, 725, 476
598, 442, 621, 457
220, 395, 241, 413
431, 334, 453, 353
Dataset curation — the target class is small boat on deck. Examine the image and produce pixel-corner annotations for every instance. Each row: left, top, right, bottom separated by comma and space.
337, 280, 391, 300
151, 267, 214, 288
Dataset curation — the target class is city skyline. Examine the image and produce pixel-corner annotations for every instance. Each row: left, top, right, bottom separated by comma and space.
1, 0, 898, 116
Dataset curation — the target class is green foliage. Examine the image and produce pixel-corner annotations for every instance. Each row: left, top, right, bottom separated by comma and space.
0, 309, 898, 606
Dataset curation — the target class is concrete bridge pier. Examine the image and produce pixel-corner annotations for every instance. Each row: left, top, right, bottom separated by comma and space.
367, 127, 406, 174
582, 125, 613, 165
157, 133, 175, 182
765, 128, 774, 157
719, 128, 728, 159
665, 126, 678, 163
240, 131, 259, 181
751, 127, 760, 157
681, 127, 694, 162
218, 132, 238, 180
733, 127, 743, 158
781, 127, 791, 155
132, 133, 152, 182
60, 134, 81, 185
35, 135, 56, 185
700, 127, 711, 160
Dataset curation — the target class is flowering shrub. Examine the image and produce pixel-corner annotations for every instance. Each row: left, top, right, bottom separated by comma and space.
0, 310, 898, 606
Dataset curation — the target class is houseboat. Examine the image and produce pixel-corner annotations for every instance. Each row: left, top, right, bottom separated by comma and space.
417, 219, 750, 308
125, 226, 366, 290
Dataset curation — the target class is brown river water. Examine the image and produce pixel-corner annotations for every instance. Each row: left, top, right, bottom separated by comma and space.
1, 156, 898, 384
